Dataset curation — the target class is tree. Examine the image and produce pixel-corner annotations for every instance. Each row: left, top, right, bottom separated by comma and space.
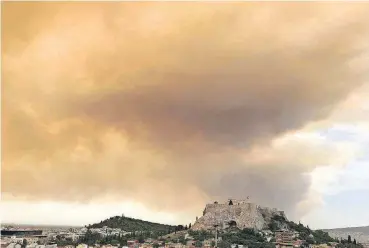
21, 239, 27, 248
268, 222, 278, 232
179, 237, 187, 245
195, 241, 203, 247
119, 239, 128, 246
348, 235, 352, 243
353, 239, 357, 245
218, 241, 231, 248
189, 223, 192, 229
264, 243, 276, 248
229, 200, 233, 205
211, 241, 216, 247
111, 240, 120, 246
138, 236, 145, 243
306, 236, 315, 245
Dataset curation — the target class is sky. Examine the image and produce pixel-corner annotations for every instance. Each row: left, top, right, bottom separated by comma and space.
1, 2, 369, 230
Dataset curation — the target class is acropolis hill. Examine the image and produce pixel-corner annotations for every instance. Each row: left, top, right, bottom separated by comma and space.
191, 199, 287, 231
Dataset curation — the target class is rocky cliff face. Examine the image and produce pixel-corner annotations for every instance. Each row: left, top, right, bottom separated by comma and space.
191, 199, 286, 231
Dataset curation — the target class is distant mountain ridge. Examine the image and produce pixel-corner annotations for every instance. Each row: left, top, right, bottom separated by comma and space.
323, 226, 369, 243
88, 215, 175, 232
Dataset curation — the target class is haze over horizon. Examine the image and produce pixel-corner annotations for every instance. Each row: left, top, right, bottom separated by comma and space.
2, 2, 369, 230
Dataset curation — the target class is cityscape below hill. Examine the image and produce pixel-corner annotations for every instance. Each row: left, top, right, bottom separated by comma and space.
2, 201, 368, 248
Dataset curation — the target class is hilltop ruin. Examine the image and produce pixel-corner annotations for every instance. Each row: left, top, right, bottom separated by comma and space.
191, 199, 287, 231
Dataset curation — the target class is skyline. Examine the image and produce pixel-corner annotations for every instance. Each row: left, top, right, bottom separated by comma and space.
2, 2, 369, 230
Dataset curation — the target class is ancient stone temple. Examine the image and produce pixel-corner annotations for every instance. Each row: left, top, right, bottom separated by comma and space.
191, 199, 286, 231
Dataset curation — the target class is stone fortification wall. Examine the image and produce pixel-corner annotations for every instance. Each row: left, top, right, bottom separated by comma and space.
191, 200, 285, 231
258, 206, 285, 221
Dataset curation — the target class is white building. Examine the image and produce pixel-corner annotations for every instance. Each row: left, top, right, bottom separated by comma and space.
7, 244, 21, 248
77, 244, 88, 248
10, 237, 23, 244
65, 234, 80, 241
231, 245, 246, 248
26, 244, 38, 248
101, 245, 118, 248
25, 238, 38, 244
45, 244, 57, 248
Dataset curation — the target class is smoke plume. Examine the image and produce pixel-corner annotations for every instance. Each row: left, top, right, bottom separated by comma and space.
3, 2, 369, 220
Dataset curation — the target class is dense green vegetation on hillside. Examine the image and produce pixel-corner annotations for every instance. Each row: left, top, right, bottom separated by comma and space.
187, 229, 274, 248
56, 229, 170, 247
57, 214, 364, 248
70, 227, 364, 248
80, 229, 156, 246
187, 230, 214, 241
88, 215, 175, 232
269, 215, 337, 244
268, 215, 363, 247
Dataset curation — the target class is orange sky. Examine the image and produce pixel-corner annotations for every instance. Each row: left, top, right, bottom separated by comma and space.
2, 2, 369, 226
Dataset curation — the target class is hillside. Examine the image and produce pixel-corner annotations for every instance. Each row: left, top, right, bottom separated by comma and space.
268, 215, 337, 244
191, 200, 287, 231
88, 215, 175, 232
80, 211, 365, 248
188, 198, 364, 247
189, 199, 349, 246
323, 226, 369, 244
